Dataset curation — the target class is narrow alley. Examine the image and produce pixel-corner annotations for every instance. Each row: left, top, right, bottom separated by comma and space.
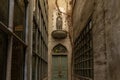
0, 0, 120, 80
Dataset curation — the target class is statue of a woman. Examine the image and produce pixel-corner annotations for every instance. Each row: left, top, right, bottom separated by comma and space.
56, 13, 63, 30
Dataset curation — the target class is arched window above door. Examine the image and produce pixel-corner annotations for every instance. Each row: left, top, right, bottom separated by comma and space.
53, 44, 67, 53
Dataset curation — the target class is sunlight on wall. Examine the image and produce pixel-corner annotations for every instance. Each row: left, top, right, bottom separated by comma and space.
52, 7, 68, 31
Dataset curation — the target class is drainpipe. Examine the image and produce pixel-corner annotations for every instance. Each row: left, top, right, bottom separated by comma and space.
24, 0, 33, 80
6, 0, 14, 80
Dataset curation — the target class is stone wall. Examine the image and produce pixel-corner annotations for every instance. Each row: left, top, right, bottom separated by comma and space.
73, 0, 120, 80
72, 0, 94, 40
92, 0, 107, 80
104, 0, 120, 80
48, 0, 72, 80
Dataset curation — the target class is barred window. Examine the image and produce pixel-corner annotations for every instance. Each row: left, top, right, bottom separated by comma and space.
32, 0, 48, 79
74, 20, 93, 80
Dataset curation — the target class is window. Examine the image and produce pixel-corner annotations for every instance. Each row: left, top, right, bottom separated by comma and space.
0, 0, 9, 26
10, 1, 27, 80
11, 38, 25, 80
53, 44, 67, 53
0, 0, 27, 80
32, 0, 48, 79
0, 0, 48, 80
74, 20, 93, 80
32, 21, 38, 52
0, 30, 8, 80
32, 56, 37, 80
13, 0, 26, 40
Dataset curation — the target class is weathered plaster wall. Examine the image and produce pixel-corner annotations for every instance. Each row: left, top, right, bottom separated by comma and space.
48, 0, 72, 80
72, 0, 94, 40
92, 0, 107, 80
93, 0, 120, 80
104, 0, 120, 80
73, 0, 120, 80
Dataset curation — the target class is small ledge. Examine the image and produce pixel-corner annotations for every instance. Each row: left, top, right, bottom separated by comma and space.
51, 30, 67, 39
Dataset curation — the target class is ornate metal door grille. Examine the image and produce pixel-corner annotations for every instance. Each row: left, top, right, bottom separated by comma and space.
74, 20, 93, 80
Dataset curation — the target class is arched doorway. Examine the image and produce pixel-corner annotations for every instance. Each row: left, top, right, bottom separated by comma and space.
52, 44, 68, 80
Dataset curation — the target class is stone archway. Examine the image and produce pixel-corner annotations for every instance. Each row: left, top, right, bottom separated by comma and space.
52, 44, 67, 53
52, 44, 68, 80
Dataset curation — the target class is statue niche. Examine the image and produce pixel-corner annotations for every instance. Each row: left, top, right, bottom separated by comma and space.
56, 15, 63, 30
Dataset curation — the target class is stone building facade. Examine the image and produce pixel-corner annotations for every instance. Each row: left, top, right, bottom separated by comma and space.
72, 0, 120, 80
48, 0, 72, 80
0, 0, 48, 80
